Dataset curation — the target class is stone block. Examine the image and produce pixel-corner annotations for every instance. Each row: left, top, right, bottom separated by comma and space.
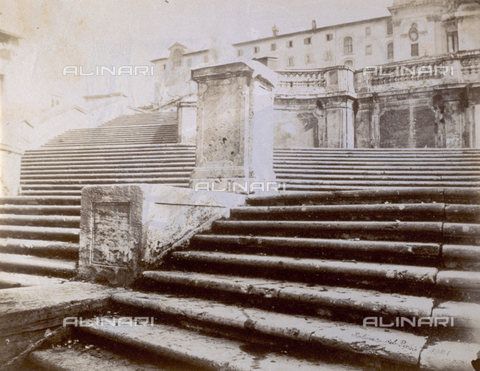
178, 96, 197, 145
78, 184, 245, 286
190, 61, 277, 193
0, 144, 22, 196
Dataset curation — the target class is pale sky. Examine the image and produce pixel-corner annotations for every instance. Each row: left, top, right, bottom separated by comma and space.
0, 0, 393, 116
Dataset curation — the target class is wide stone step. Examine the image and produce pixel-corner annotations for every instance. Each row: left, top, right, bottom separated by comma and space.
20, 190, 85, 196
191, 234, 440, 259
22, 148, 195, 159
274, 164, 480, 171
0, 238, 78, 258
0, 196, 81, 205
276, 168, 480, 176
21, 160, 195, 171
277, 180, 480, 188
21, 166, 195, 175
143, 270, 434, 318
0, 271, 69, 288
26, 144, 194, 154
21, 171, 193, 180
29, 347, 191, 371
44, 138, 178, 146
21, 153, 194, 163
21, 177, 191, 185
112, 291, 428, 366
273, 148, 480, 154
171, 251, 438, 286
0, 225, 79, 241
274, 159, 480, 167
246, 188, 480, 206
211, 220, 444, 242
274, 155, 480, 163
20, 183, 189, 191
230, 203, 480, 223
0, 253, 76, 277
21, 156, 195, 167
277, 174, 480, 181
0, 204, 80, 215
0, 214, 80, 228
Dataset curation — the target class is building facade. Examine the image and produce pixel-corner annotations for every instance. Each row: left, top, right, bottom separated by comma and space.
151, 0, 480, 149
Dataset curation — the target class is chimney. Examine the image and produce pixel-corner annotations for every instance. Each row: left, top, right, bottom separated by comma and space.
312, 20, 317, 29
272, 25, 279, 37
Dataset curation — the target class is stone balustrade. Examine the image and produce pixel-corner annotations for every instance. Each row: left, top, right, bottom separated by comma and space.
275, 66, 355, 97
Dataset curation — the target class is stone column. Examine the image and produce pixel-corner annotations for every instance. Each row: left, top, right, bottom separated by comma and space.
190, 61, 277, 194
177, 96, 197, 145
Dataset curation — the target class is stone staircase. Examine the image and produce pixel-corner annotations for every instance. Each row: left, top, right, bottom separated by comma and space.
275, 148, 480, 191
0, 112, 195, 283
25, 187, 480, 371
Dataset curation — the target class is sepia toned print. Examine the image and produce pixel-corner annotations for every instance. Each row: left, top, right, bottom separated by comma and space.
0, 1, 480, 370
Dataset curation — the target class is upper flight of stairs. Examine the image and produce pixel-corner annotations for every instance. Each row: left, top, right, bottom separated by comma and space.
275, 148, 480, 191
0, 112, 195, 283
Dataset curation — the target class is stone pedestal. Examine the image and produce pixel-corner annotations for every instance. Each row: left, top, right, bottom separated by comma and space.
190, 61, 277, 194
78, 184, 244, 286
178, 96, 197, 145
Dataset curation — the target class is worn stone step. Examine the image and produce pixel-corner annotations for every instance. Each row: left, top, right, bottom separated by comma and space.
436, 270, 480, 291
21, 160, 195, 171
279, 184, 478, 192
191, 234, 440, 259
28, 347, 191, 371
442, 244, 480, 270
0, 238, 78, 258
0, 225, 79, 241
278, 174, 480, 181
419, 341, 480, 371
274, 151, 480, 158
0, 196, 81, 205
0, 205, 80, 215
143, 270, 434, 318
276, 180, 480, 188
211, 220, 444, 242
233, 204, 442, 222
21, 171, 192, 181
27, 142, 193, 151
20, 190, 84, 196
21, 153, 194, 164
20, 183, 189, 191
274, 156, 480, 164
0, 271, 69, 288
29, 334, 365, 371
22, 166, 195, 175
274, 159, 480, 166
21, 177, 191, 185
276, 168, 480, 176
273, 148, 480, 153
171, 251, 438, 286
246, 188, 480, 206
21, 157, 195, 167
0, 214, 80, 228
112, 291, 428, 366
43, 139, 178, 147
22, 148, 195, 159
0, 253, 76, 277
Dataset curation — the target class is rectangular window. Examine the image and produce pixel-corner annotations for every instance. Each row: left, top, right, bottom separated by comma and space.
287, 40, 293, 48
411, 43, 419, 57
254, 46, 260, 53
447, 31, 458, 52
306, 54, 313, 64
163, 64, 167, 70
287, 56, 295, 67
187, 58, 192, 67
365, 45, 372, 55
237, 49, 243, 57
304, 37, 311, 45
173, 60, 181, 68
387, 42, 394, 60
204, 55, 209, 63
387, 19, 393, 35
366, 27, 371, 36
326, 34, 333, 41
271, 43, 276, 51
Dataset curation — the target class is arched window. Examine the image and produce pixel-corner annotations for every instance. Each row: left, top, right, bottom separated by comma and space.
172, 49, 183, 69
344, 37, 353, 55
344, 59, 354, 69
387, 42, 394, 60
